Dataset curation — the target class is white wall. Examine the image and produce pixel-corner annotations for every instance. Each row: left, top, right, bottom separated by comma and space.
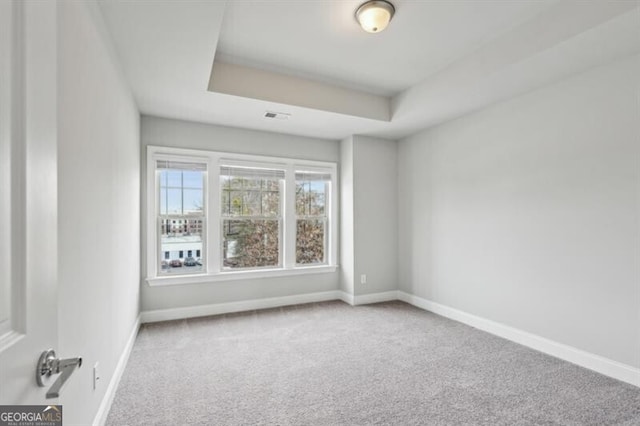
141, 116, 340, 311
352, 136, 398, 296
58, 2, 140, 424
398, 54, 640, 369
0, 0, 12, 332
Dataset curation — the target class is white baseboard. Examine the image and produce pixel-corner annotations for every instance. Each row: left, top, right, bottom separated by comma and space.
139, 289, 401, 322
338, 290, 354, 305
93, 315, 141, 426
318, 290, 399, 306
397, 291, 640, 388
353, 290, 399, 306
140, 290, 343, 323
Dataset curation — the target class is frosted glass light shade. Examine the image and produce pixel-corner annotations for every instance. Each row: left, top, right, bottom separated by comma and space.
355, 0, 395, 33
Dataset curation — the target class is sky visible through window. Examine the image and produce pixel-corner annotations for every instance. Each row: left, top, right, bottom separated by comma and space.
160, 170, 203, 215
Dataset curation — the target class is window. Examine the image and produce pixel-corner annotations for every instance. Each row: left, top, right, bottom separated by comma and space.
147, 147, 337, 285
156, 159, 206, 275
221, 166, 284, 269
295, 172, 330, 265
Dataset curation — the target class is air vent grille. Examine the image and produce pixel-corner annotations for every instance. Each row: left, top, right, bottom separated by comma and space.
264, 111, 291, 120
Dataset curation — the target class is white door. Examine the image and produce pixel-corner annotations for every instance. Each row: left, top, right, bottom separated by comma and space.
0, 0, 59, 404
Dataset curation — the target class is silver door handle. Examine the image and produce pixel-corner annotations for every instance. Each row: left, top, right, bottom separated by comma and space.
36, 349, 82, 399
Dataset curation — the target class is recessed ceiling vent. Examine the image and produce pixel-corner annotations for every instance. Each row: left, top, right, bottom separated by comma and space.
264, 111, 291, 120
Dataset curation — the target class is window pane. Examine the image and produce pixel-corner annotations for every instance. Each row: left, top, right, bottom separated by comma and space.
221, 190, 230, 215
296, 219, 325, 265
223, 219, 279, 269
160, 217, 204, 274
296, 180, 325, 216
225, 190, 241, 216
264, 179, 280, 191
312, 193, 325, 216
296, 173, 329, 267
242, 190, 261, 216
230, 177, 243, 190
183, 189, 203, 213
221, 176, 280, 218
182, 171, 203, 189
166, 188, 182, 214
164, 170, 182, 187
262, 190, 280, 216
244, 177, 261, 190
159, 169, 205, 215
159, 187, 167, 215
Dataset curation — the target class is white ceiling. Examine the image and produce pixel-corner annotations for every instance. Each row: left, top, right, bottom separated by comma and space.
98, 0, 640, 141
217, 0, 556, 96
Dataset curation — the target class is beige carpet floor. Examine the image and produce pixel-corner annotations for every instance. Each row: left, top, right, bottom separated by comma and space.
106, 300, 640, 425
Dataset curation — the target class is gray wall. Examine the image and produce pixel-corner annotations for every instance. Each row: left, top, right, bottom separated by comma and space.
398, 54, 640, 368
57, 1, 140, 424
340, 136, 355, 295
340, 136, 398, 298
352, 136, 398, 296
141, 116, 340, 311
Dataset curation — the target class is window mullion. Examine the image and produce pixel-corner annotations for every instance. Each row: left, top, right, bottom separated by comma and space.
284, 165, 296, 269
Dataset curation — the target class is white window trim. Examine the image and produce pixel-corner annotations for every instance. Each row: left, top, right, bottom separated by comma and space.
146, 146, 338, 286
147, 151, 212, 279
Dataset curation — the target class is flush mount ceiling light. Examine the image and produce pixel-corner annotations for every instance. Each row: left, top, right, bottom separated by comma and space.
355, 0, 395, 33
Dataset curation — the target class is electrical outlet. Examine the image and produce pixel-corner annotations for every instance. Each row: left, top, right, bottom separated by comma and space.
93, 362, 100, 390
360, 274, 367, 284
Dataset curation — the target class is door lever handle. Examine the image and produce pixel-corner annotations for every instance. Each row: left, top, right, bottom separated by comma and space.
36, 349, 82, 399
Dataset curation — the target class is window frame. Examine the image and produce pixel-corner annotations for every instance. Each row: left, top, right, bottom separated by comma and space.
146, 146, 338, 286
294, 169, 331, 266
219, 164, 285, 271
153, 153, 209, 277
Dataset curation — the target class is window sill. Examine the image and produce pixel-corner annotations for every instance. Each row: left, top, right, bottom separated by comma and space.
146, 265, 338, 287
